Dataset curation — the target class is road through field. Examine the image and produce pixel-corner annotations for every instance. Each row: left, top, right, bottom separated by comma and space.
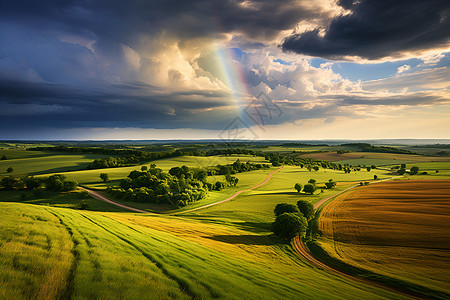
80, 166, 284, 215
79, 187, 152, 213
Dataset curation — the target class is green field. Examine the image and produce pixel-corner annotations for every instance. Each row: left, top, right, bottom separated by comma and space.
1, 146, 447, 299
0, 201, 406, 299
0, 154, 110, 176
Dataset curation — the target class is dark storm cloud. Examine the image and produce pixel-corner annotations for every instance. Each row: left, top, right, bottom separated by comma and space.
0, 0, 326, 43
0, 0, 332, 135
0, 77, 234, 129
282, 0, 450, 60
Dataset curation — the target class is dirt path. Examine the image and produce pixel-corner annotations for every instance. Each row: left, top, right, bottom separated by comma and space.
172, 166, 284, 215
79, 187, 152, 214
80, 166, 284, 215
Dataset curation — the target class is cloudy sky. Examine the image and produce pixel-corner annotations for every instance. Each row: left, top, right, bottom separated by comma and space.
1, 0, 449, 140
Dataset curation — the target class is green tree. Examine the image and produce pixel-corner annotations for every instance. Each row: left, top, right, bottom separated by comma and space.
0, 155, 7, 160
63, 180, 78, 192
297, 200, 315, 220
100, 173, 109, 182
272, 213, 308, 241
24, 176, 42, 190
366, 167, 371, 172
6, 167, 13, 173
410, 166, 419, 175
308, 179, 316, 185
303, 183, 316, 195
141, 166, 148, 171
324, 179, 336, 189
294, 183, 302, 193
312, 166, 319, 171
274, 203, 300, 216
374, 175, 378, 180
1, 176, 17, 190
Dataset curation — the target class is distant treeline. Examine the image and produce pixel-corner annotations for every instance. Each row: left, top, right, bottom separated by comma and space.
340, 143, 415, 154
28, 146, 267, 169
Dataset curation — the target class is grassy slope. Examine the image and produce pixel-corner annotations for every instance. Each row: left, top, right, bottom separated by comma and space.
0, 154, 110, 176
0, 202, 405, 299
36, 155, 269, 189
316, 181, 450, 298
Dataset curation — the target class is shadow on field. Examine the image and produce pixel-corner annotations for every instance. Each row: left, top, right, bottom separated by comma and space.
231, 221, 272, 233
205, 234, 275, 245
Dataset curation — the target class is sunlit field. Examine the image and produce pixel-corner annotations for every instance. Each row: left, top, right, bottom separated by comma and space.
317, 180, 450, 298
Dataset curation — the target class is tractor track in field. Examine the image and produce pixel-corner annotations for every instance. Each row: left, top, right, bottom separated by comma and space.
293, 176, 425, 300
80, 166, 284, 215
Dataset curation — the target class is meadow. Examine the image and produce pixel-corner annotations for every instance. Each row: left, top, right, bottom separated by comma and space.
1, 144, 449, 299
0, 202, 404, 299
317, 180, 450, 298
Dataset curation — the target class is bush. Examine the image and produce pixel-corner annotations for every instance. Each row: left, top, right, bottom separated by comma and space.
272, 213, 308, 241
296, 200, 315, 220
274, 203, 299, 216
100, 173, 109, 182
6, 167, 13, 173
78, 200, 89, 210
24, 176, 42, 190
303, 183, 316, 195
1, 176, 17, 190
324, 179, 336, 189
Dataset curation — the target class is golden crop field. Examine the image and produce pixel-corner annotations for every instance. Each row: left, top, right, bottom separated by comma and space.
318, 180, 450, 296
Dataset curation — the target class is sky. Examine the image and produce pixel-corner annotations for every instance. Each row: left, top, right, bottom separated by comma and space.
0, 0, 449, 140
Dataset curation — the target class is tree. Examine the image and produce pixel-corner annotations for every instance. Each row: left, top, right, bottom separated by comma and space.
303, 183, 316, 195
371, 165, 376, 169
1, 176, 17, 190
274, 203, 299, 216
374, 175, 378, 180
400, 164, 406, 169
366, 167, 371, 172
308, 179, 316, 185
297, 200, 315, 220
272, 213, 308, 241
410, 166, 419, 175
24, 176, 42, 190
324, 179, 336, 189
63, 180, 78, 192
312, 166, 319, 171
214, 181, 225, 191
100, 173, 109, 182
141, 166, 148, 171
46, 174, 66, 191
1, 155, 7, 160
6, 167, 13, 173
294, 183, 302, 193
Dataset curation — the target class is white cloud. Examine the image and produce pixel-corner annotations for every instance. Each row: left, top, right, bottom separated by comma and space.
396, 64, 410, 73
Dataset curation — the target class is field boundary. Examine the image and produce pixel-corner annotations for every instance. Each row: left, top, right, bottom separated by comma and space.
80, 166, 284, 215
292, 177, 450, 300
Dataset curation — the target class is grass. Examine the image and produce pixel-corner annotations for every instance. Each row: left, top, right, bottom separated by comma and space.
0, 189, 125, 212
32, 154, 269, 189
0, 153, 109, 176
0, 202, 406, 299
300, 151, 450, 166
316, 180, 450, 298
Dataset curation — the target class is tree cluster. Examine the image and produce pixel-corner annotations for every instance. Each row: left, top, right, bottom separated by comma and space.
271, 200, 315, 241
107, 165, 209, 207
1, 174, 77, 192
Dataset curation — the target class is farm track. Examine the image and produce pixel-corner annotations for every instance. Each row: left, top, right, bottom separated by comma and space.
80, 166, 284, 215
293, 176, 426, 300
